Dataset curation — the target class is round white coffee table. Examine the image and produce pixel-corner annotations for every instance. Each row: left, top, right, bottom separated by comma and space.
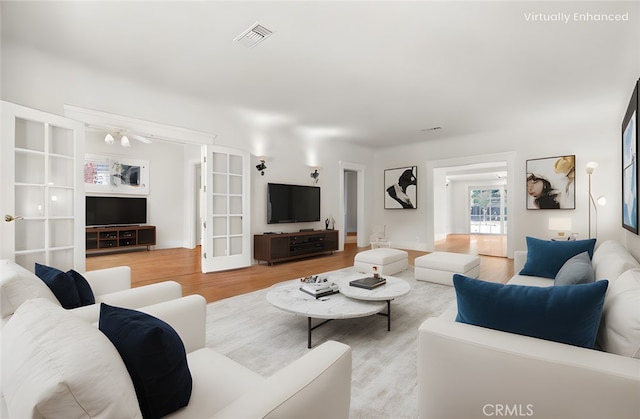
267, 274, 411, 348
267, 280, 386, 348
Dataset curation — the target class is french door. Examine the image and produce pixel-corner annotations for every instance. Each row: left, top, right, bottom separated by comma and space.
469, 186, 508, 235
1, 101, 85, 272
200, 145, 251, 272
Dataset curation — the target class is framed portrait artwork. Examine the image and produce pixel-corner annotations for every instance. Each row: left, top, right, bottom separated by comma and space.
526, 155, 575, 210
384, 166, 417, 209
622, 79, 638, 234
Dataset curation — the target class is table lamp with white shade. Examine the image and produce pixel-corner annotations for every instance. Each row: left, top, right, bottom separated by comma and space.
548, 217, 573, 240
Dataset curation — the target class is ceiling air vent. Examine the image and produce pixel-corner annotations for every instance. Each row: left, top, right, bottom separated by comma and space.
234, 22, 273, 47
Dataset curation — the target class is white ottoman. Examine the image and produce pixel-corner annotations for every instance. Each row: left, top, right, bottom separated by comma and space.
414, 252, 480, 286
354, 248, 409, 276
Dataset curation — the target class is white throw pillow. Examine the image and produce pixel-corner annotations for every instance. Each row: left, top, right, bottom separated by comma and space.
591, 240, 640, 282
2, 298, 143, 418
597, 269, 640, 358
0, 259, 58, 318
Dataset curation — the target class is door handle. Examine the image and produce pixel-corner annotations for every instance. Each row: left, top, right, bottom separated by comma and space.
4, 214, 24, 222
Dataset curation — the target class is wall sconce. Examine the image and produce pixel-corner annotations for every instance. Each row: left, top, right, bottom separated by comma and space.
256, 159, 267, 176
310, 168, 320, 184
548, 217, 572, 240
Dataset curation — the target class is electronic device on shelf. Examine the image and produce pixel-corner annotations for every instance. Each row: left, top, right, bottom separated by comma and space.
267, 183, 320, 224
86, 196, 147, 227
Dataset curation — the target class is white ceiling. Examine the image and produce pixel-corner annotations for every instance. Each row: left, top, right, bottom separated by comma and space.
2, 1, 639, 149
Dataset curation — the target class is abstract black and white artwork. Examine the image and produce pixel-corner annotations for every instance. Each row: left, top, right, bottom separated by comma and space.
384, 166, 417, 209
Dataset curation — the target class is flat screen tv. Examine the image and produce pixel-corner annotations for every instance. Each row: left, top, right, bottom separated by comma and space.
267, 183, 320, 224
86, 196, 147, 227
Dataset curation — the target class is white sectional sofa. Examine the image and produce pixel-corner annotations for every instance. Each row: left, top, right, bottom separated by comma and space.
418, 240, 640, 419
1, 258, 182, 324
1, 294, 353, 418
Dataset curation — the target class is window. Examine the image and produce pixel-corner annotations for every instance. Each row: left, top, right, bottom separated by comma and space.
470, 187, 507, 234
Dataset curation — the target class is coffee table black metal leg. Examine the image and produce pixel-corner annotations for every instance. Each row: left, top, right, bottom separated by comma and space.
308, 317, 333, 348
386, 300, 391, 331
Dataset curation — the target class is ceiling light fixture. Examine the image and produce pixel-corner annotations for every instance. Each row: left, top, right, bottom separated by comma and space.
103, 130, 152, 147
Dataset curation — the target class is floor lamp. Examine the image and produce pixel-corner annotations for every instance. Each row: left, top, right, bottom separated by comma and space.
586, 161, 604, 239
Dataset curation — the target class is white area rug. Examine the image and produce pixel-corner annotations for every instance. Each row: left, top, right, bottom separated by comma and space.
205, 267, 456, 418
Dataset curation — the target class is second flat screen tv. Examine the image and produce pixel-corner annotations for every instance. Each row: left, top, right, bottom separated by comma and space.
86, 196, 147, 226
267, 183, 320, 224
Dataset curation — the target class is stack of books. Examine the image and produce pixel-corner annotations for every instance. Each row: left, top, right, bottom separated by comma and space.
299, 280, 339, 298
349, 276, 386, 290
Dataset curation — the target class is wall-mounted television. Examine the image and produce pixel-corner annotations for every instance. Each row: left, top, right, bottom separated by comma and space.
267, 183, 320, 224
86, 196, 147, 227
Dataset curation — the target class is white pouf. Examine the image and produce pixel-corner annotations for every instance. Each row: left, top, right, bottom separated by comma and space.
414, 252, 480, 286
354, 248, 409, 276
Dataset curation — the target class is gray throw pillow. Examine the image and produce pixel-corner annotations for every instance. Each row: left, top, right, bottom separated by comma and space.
554, 251, 595, 286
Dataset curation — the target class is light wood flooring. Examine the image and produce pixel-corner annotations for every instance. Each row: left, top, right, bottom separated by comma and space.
86, 235, 513, 303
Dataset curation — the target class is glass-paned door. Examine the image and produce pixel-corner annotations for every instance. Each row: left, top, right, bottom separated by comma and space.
201, 145, 250, 272
469, 187, 507, 235
1, 101, 85, 272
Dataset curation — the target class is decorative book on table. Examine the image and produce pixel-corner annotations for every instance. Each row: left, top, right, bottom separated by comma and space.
299, 283, 339, 298
349, 276, 386, 290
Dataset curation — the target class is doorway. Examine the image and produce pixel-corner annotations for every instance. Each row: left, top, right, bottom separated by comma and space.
426, 152, 516, 258
344, 170, 358, 244
339, 161, 366, 249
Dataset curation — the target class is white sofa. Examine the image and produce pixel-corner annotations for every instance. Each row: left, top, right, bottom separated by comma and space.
1, 258, 182, 324
1, 294, 353, 418
418, 240, 640, 419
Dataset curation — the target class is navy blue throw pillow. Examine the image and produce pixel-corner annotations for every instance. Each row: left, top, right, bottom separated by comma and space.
519, 237, 596, 279
67, 269, 96, 306
35, 263, 81, 309
99, 303, 192, 419
453, 274, 608, 348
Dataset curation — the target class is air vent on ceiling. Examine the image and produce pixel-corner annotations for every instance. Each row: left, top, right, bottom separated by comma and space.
234, 22, 273, 48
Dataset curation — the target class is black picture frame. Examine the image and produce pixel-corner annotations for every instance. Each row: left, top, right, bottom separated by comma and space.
384, 166, 417, 209
526, 155, 576, 210
622, 78, 639, 234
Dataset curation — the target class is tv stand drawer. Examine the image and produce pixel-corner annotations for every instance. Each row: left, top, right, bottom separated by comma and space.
254, 230, 339, 265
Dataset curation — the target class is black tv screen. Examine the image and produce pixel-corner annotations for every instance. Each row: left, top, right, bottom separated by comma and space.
267, 183, 320, 224
86, 196, 147, 226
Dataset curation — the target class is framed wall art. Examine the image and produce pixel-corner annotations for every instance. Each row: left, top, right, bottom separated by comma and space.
84, 154, 150, 195
384, 166, 417, 209
622, 79, 638, 234
526, 155, 575, 210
